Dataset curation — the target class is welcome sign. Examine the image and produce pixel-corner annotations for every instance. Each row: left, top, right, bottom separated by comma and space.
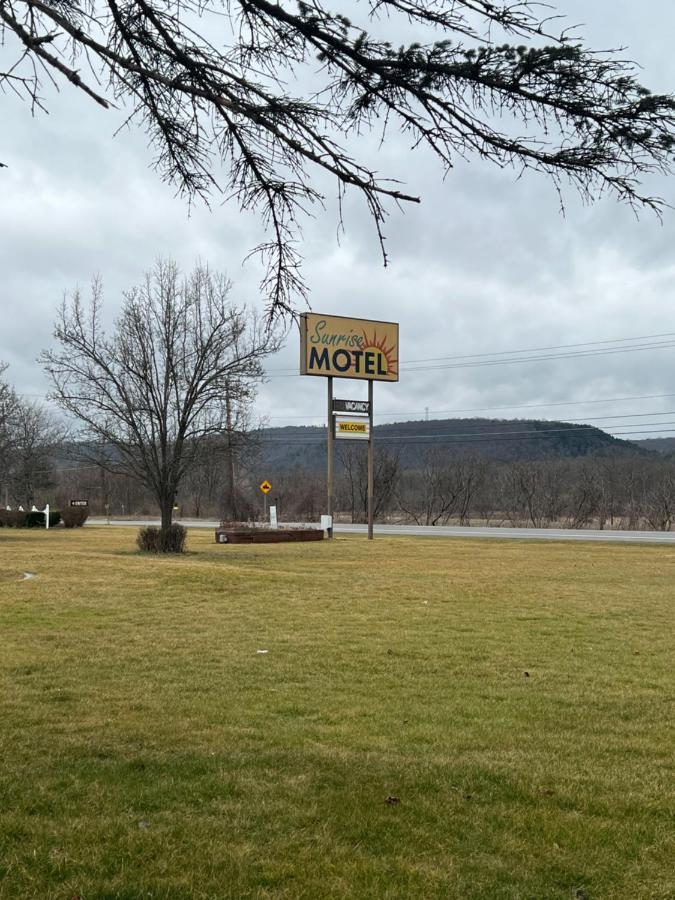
334, 415, 370, 440
300, 313, 399, 382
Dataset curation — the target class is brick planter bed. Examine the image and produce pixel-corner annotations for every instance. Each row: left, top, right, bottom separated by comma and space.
215, 528, 324, 544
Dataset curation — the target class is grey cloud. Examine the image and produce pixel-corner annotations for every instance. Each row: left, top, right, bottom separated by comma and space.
2, 0, 675, 437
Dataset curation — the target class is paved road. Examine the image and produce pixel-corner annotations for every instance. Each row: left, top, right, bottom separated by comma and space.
88, 518, 675, 545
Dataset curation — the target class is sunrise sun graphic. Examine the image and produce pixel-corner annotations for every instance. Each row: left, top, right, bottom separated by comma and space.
362, 329, 398, 378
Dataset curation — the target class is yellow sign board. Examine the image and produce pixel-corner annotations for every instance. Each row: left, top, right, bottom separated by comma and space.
300, 313, 399, 382
335, 415, 370, 441
259, 480, 272, 494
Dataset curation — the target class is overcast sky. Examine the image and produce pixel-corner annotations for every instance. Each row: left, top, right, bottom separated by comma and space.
3, 0, 675, 441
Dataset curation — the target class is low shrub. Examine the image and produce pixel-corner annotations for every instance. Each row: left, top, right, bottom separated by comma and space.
0, 509, 61, 528
24, 510, 61, 528
137, 526, 159, 552
0, 509, 27, 528
62, 508, 89, 528
25, 511, 45, 528
137, 524, 187, 554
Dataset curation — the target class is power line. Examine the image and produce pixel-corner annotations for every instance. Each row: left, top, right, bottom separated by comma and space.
262, 340, 675, 377
402, 341, 675, 373
14, 334, 675, 396
378, 392, 675, 420
263, 330, 675, 377
17, 388, 675, 426
401, 331, 675, 365
267, 398, 675, 422
256, 420, 675, 444
371, 428, 675, 447
2, 425, 670, 488
374, 410, 675, 434
259, 409, 675, 436
365, 428, 675, 449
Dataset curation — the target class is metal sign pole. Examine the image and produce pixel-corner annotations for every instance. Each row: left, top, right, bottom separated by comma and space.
327, 376, 334, 539
368, 379, 374, 540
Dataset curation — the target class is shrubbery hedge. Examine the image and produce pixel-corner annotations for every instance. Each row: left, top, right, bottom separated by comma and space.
0, 509, 62, 528
137, 524, 187, 554
0, 509, 27, 527
26, 510, 61, 528
61, 508, 89, 528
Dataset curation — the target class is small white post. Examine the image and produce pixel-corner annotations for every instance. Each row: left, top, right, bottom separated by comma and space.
320, 514, 333, 535
45, 504, 50, 530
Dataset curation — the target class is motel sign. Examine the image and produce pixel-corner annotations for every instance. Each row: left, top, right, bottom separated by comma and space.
299, 313, 400, 540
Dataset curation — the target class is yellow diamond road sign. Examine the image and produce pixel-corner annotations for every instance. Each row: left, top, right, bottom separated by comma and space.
260, 480, 272, 494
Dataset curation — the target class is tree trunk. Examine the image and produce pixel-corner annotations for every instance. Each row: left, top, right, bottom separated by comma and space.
160, 499, 173, 532
225, 386, 239, 521
226, 446, 238, 521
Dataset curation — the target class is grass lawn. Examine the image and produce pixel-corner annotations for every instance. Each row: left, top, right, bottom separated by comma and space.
0, 527, 673, 899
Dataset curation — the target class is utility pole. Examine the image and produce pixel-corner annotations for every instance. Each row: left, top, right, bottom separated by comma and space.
225, 382, 238, 521
327, 376, 334, 538
367, 380, 374, 540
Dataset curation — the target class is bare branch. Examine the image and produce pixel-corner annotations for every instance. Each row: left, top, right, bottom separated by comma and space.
3, 0, 675, 313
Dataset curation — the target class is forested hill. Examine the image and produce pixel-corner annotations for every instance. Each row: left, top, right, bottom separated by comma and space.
635, 437, 675, 454
257, 417, 648, 472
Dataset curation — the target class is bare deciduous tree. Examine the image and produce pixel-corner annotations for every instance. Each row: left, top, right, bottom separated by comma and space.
268, 469, 324, 523
564, 461, 601, 529
0, 368, 66, 510
41, 260, 281, 536
182, 439, 227, 518
0, 363, 19, 470
7, 400, 66, 509
337, 443, 399, 523
396, 449, 463, 526
644, 464, 675, 531
3, 1, 675, 314
0, 363, 20, 505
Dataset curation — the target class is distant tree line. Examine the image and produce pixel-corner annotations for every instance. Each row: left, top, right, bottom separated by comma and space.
14, 444, 672, 533
0, 362, 65, 509
4, 328, 675, 532
282, 448, 675, 532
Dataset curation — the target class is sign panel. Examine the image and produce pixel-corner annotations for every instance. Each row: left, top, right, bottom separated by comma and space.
333, 398, 370, 415
259, 480, 272, 494
335, 415, 370, 441
70, 499, 89, 507
300, 313, 399, 382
